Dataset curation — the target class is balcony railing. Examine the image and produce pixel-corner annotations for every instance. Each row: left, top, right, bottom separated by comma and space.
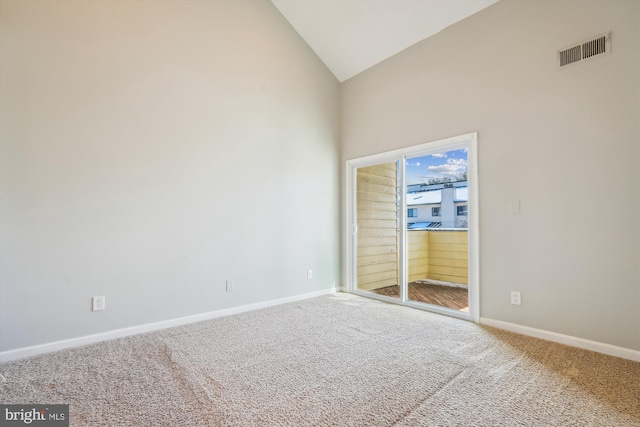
408, 229, 468, 286
357, 228, 469, 292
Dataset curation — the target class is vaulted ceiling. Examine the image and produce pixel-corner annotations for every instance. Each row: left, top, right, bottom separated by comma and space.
272, 0, 500, 82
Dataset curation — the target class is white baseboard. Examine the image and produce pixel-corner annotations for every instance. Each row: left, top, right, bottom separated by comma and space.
0, 288, 337, 363
480, 317, 640, 362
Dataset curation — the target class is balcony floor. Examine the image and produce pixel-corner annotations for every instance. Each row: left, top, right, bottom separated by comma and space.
369, 282, 468, 312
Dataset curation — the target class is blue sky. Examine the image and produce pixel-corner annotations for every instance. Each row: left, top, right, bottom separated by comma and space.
405, 148, 468, 185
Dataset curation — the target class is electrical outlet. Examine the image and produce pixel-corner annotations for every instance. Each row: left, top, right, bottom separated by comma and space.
92, 296, 106, 311
307, 269, 313, 279
226, 280, 234, 292
510, 291, 521, 305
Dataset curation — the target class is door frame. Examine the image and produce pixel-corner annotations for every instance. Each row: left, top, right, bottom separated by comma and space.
345, 132, 479, 323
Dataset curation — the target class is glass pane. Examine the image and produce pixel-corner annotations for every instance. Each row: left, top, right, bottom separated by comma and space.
405, 149, 469, 311
355, 161, 400, 300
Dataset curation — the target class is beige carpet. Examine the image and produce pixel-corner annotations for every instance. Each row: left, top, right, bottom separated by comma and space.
1, 293, 639, 426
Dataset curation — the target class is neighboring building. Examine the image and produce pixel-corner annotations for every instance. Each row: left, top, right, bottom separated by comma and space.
407, 180, 467, 194
407, 181, 468, 229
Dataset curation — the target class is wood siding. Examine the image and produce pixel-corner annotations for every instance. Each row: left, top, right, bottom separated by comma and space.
408, 230, 429, 283
356, 162, 398, 291
408, 230, 468, 285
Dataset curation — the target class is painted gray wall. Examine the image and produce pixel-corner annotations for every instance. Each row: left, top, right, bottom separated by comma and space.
341, 0, 640, 350
0, 0, 340, 351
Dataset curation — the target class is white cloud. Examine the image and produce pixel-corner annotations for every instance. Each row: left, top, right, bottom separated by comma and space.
447, 158, 467, 167
407, 161, 421, 167
431, 153, 447, 158
428, 158, 468, 176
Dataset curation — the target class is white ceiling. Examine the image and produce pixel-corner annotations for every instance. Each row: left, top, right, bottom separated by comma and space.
271, 0, 499, 82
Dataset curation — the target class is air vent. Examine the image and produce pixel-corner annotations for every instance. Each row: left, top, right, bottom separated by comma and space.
558, 32, 610, 68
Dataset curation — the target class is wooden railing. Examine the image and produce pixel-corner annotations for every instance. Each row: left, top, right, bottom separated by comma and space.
408, 229, 468, 285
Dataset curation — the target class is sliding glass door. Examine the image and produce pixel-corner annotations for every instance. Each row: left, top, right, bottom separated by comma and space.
404, 150, 470, 313
348, 133, 478, 321
354, 161, 403, 301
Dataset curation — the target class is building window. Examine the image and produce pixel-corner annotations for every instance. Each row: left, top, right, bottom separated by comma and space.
408, 208, 417, 218
457, 205, 468, 216
432, 207, 441, 217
